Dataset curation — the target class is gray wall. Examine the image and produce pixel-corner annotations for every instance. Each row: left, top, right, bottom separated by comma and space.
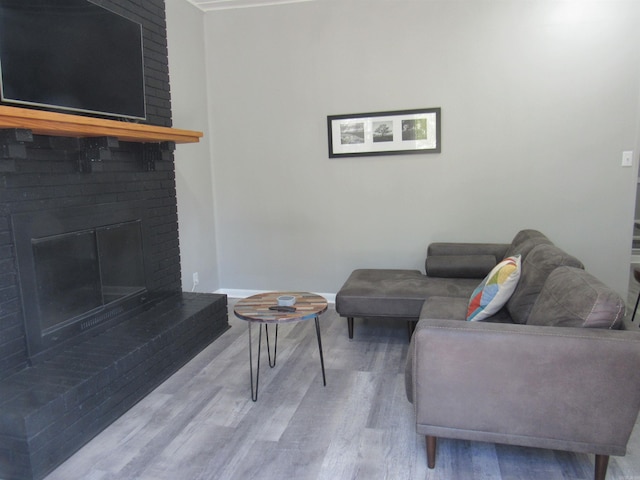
166, 0, 220, 293
169, 0, 640, 297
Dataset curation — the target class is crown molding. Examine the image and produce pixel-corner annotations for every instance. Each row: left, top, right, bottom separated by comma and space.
185, 0, 315, 12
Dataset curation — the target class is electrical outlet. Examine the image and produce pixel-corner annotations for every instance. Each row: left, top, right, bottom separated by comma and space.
192, 272, 199, 285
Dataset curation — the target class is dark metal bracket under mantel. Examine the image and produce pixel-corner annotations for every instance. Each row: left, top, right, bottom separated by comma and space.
0, 128, 177, 173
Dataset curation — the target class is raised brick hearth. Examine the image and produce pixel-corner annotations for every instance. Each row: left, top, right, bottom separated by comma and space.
0, 1, 229, 479
0, 292, 227, 480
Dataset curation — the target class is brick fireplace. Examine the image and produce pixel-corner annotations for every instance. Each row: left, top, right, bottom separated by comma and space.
0, 1, 229, 479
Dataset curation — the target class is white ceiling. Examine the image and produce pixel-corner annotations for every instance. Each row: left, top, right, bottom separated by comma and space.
184, 0, 315, 11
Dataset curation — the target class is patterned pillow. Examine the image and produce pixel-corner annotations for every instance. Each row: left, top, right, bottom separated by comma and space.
467, 255, 521, 321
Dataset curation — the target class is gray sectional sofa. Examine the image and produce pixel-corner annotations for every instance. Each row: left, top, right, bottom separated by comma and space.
335, 229, 640, 480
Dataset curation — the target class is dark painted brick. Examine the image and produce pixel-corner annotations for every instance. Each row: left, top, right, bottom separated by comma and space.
0, 354, 27, 382
0, 318, 21, 341
0, 245, 11, 261
0, 232, 11, 247
0, 337, 23, 361
0, 298, 19, 317
0, 285, 17, 303
0, 0, 213, 476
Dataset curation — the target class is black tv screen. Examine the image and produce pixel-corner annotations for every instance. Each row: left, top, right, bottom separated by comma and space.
0, 0, 146, 120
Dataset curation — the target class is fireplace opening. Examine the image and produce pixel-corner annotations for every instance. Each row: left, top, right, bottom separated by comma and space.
12, 203, 150, 363
33, 220, 145, 332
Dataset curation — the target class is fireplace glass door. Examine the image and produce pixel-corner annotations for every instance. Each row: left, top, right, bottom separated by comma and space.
31, 220, 146, 335
33, 229, 102, 331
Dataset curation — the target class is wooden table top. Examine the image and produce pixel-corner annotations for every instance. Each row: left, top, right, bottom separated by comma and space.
233, 291, 328, 324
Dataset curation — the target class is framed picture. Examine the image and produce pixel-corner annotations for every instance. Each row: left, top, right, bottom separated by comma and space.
327, 107, 441, 158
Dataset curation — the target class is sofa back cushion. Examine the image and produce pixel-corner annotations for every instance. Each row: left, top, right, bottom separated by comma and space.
527, 266, 625, 329
426, 255, 497, 279
506, 244, 584, 324
503, 229, 552, 262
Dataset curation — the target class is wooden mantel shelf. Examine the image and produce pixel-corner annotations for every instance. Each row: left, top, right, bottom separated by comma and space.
0, 105, 203, 144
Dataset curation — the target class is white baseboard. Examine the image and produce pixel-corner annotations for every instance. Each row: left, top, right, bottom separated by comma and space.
214, 288, 336, 304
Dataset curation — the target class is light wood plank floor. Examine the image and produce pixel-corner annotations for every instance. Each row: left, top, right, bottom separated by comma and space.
44, 297, 640, 480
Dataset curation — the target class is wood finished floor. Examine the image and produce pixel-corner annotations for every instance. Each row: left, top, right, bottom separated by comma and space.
44, 296, 640, 480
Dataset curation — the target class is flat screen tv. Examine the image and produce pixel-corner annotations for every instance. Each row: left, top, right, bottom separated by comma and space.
0, 0, 146, 120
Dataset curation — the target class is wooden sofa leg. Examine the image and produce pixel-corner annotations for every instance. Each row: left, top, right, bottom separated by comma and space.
594, 454, 609, 480
426, 436, 436, 469
347, 317, 354, 339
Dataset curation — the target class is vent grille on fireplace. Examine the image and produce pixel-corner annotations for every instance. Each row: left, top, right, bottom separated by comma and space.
81, 306, 125, 331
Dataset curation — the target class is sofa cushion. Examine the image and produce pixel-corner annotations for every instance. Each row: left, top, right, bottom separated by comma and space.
467, 255, 521, 322
335, 268, 479, 319
506, 244, 584, 325
503, 229, 552, 261
426, 255, 497, 279
527, 266, 625, 329
421, 295, 469, 321
420, 296, 514, 323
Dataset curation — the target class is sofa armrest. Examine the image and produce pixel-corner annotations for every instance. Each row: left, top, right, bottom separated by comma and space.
406, 318, 640, 456
425, 242, 509, 278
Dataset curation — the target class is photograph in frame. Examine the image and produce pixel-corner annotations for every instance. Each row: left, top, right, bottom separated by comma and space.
327, 108, 441, 158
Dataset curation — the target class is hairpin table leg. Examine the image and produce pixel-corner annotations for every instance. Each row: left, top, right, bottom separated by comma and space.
248, 322, 261, 402
265, 324, 278, 368
315, 316, 326, 386
248, 323, 279, 401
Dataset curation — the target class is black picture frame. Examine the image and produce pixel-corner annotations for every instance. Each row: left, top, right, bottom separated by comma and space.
327, 107, 441, 158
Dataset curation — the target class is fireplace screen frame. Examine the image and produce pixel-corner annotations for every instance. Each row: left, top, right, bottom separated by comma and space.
12, 203, 150, 362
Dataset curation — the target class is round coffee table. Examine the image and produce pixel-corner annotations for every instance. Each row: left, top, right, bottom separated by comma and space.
234, 291, 328, 401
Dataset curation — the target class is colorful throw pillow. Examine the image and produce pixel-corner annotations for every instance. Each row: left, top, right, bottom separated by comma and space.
467, 255, 521, 321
